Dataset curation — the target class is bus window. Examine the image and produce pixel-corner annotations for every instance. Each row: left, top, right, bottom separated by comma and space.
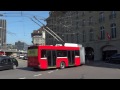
41, 50, 46, 58
57, 50, 67, 57
75, 50, 80, 56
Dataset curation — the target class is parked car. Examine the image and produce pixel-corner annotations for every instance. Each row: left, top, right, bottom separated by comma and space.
23, 55, 28, 60
106, 53, 120, 64
0, 56, 18, 71
19, 54, 24, 59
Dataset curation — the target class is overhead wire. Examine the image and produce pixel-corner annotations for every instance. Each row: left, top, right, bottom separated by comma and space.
30, 17, 60, 42
0, 11, 48, 37
33, 16, 65, 44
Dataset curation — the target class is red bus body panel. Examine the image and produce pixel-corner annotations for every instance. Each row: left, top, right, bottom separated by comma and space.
28, 57, 39, 67
75, 56, 81, 66
28, 45, 81, 70
39, 46, 80, 50
40, 58, 48, 69
0, 51, 6, 56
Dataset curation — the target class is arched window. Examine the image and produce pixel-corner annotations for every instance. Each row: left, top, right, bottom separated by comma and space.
89, 16, 93, 25
111, 23, 116, 38
100, 26, 105, 40
109, 11, 116, 20
111, 11, 116, 18
99, 12, 105, 23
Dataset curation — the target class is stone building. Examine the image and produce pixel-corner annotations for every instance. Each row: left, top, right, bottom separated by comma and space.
31, 26, 46, 45
46, 11, 120, 61
15, 41, 28, 51
0, 19, 6, 49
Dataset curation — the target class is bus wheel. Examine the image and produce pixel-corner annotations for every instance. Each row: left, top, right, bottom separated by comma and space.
60, 62, 65, 69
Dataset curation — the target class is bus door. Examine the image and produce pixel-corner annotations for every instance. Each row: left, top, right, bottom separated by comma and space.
46, 50, 56, 67
52, 50, 56, 66
46, 50, 51, 66
68, 51, 75, 65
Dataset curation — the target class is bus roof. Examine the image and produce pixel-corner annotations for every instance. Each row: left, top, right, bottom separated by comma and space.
28, 45, 80, 50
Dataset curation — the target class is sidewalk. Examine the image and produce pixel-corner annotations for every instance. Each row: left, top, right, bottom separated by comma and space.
85, 60, 120, 69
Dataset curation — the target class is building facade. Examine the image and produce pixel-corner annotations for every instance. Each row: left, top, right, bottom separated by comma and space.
31, 26, 46, 45
46, 11, 120, 61
0, 19, 6, 49
15, 41, 28, 51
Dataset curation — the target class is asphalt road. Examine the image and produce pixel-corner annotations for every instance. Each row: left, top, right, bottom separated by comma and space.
0, 59, 120, 79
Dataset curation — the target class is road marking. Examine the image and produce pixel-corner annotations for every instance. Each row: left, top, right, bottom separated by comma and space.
34, 74, 42, 77
48, 71, 53, 73
19, 77, 26, 79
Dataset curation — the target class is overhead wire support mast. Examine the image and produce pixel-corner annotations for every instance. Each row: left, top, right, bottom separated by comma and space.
33, 16, 65, 44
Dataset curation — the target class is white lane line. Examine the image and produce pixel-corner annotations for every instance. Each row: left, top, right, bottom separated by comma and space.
34, 74, 42, 77
19, 77, 26, 79
48, 71, 53, 73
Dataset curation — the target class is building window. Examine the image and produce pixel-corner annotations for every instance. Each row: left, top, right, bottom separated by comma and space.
89, 29, 94, 41
111, 23, 116, 38
109, 11, 116, 19
82, 11, 85, 16
76, 21, 79, 29
100, 26, 105, 40
99, 12, 105, 23
83, 30, 86, 42
82, 19, 85, 26
76, 11, 79, 19
71, 34, 74, 43
76, 33, 79, 43
89, 16, 93, 25
66, 34, 68, 42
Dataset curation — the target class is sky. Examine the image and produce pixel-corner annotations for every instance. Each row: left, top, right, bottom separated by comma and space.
0, 11, 49, 45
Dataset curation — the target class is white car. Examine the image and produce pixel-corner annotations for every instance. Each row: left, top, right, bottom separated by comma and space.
19, 54, 24, 59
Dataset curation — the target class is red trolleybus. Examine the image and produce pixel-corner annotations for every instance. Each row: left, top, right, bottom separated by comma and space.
0, 51, 6, 56
27, 43, 85, 70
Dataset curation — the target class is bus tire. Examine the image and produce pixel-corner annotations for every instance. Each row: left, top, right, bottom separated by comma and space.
60, 62, 65, 69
